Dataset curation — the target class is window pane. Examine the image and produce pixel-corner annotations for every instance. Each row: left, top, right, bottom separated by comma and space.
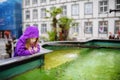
100, 1, 103, 6
41, 24, 47, 33
85, 22, 92, 34
61, 6, 67, 16
99, 1, 108, 13
72, 23, 79, 33
32, 0, 38, 4
104, 1, 107, 5
115, 21, 120, 33
25, 0, 30, 6
85, 3, 93, 15
104, 7, 107, 12
41, 0, 46, 3
33, 9, 38, 19
104, 27, 107, 33
72, 4, 79, 16
117, 5, 120, 9
99, 21, 108, 34
116, 0, 120, 4
33, 24, 38, 27
41, 8, 46, 18
50, 0, 56, 1
104, 21, 108, 25
26, 10, 30, 19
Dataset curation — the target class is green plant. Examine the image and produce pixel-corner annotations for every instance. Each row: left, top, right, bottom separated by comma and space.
46, 7, 62, 40
58, 16, 74, 40
47, 31, 56, 41
40, 36, 48, 42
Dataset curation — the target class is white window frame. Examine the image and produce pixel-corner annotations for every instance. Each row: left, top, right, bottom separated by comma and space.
84, 2, 93, 15
61, 5, 67, 16
33, 24, 38, 28
41, 24, 47, 34
33, 9, 38, 19
32, 0, 38, 4
116, 0, 120, 9
41, 8, 46, 18
84, 22, 93, 34
25, 10, 30, 20
99, 0, 108, 13
50, 0, 56, 1
72, 23, 79, 34
71, 4, 79, 16
25, 0, 30, 6
98, 21, 108, 34
41, 0, 46, 3
115, 20, 120, 34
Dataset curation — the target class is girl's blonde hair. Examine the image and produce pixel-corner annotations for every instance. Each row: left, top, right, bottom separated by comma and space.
25, 38, 39, 49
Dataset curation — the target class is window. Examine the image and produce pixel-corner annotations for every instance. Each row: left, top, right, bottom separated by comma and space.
25, 10, 30, 20
99, 0, 108, 13
41, 8, 46, 18
32, 0, 38, 4
99, 21, 108, 34
41, 0, 46, 3
41, 24, 47, 33
72, 23, 79, 33
116, 0, 120, 9
84, 22, 93, 34
115, 21, 120, 34
33, 9, 38, 19
61, 6, 67, 16
85, 3, 93, 15
50, 0, 56, 1
71, 4, 79, 16
33, 24, 38, 27
25, 0, 30, 6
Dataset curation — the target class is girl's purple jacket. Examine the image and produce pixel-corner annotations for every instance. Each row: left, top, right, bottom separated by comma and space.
14, 26, 40, 57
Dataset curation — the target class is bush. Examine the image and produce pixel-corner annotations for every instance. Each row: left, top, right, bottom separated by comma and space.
47, 31, 56, 41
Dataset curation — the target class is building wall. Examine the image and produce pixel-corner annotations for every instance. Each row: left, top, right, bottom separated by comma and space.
22, 0, 120, 40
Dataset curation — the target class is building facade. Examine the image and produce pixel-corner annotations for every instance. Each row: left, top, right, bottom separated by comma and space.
0, 0, 22, 39
22, 0, 120, 40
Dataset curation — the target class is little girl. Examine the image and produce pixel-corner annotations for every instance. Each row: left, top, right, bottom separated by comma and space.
14, 26, 40, 57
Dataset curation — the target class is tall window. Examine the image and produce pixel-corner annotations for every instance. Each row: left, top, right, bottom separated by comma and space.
41, 24, 47, 33
99, 21, 108, 34
99, 0, 108, 13
32, 0, 38, 4
115, 21, 120, 33
84, 22, 93, 34
116, 0, 120, 9
33, 9, 38, 19
41, 0, 46, 3
71, 4, 79, 16
72, 23, 79, 33
25, 0, 30, 6
41, 8, 46, 18
61, 6, 67, 16
25, 10, 30, 20
33, 24, 38, 27
85, 2, 93, 15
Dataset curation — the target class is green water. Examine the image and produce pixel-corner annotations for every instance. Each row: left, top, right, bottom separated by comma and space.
11, 48, 120, 80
